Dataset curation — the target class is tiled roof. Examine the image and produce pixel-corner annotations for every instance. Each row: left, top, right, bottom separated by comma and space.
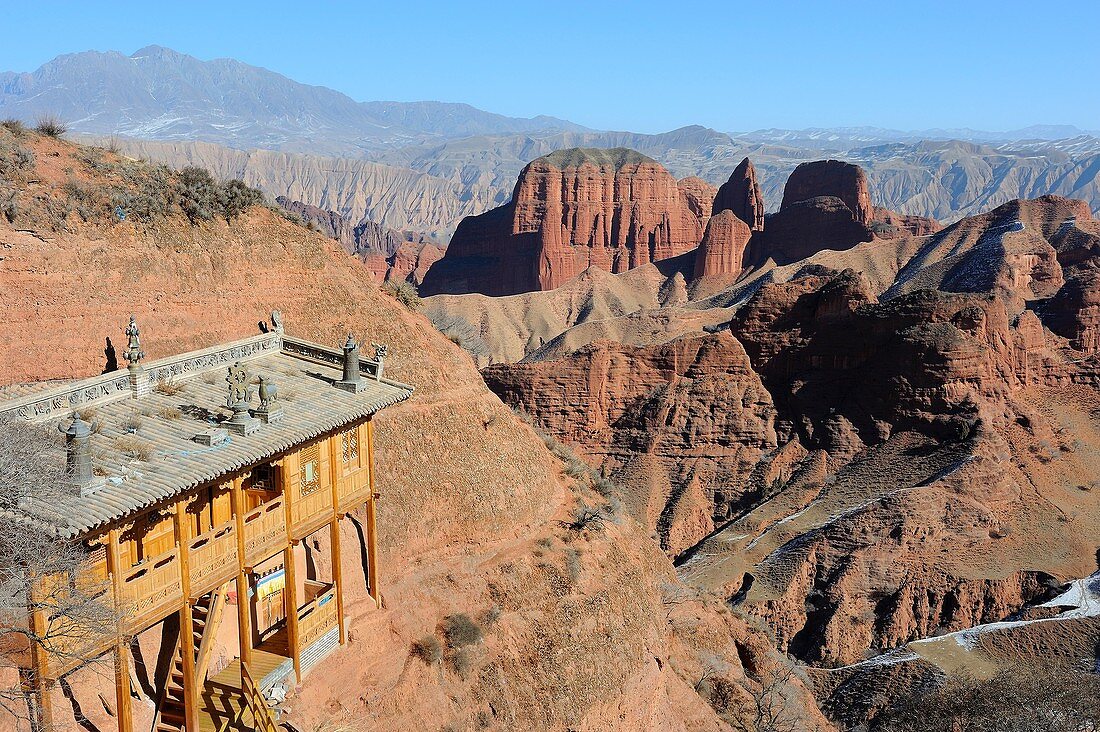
0, 331, 413, 538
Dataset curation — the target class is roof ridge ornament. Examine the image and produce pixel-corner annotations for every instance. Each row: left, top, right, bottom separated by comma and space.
59, 412, 105, 496
224, 362, 260, 436
124, 315, 145, 371
372, 343, 388, 381
335, 334, 365, 393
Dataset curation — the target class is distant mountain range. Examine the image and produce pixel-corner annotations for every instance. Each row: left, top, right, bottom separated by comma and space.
3, 46, 1099, 235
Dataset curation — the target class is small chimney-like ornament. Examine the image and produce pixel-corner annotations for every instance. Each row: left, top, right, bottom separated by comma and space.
335, 335, 365, 393
223, 362, 260, 435
59, 414, 104, 496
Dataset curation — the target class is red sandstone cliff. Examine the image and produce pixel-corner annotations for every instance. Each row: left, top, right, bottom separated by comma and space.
713, 157, 765, 232
421, 148, 710, 296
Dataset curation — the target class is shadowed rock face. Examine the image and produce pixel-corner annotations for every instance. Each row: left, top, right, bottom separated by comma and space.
748, 196, 875, 266
781, 159, 874, 227
713, 157, 765, 232
420, 148, 709, 296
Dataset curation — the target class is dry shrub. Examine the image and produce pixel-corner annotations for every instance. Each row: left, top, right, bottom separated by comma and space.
410, 635, 442, 665
442, 613, 483, 649
34, 114, 67, 138
154, 379, 186, 396
114, 435, 154, 461
382, 280, 421, 310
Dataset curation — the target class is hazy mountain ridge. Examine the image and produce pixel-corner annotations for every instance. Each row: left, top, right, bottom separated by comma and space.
0, 46, 587, 155
23, 46, 1098, 234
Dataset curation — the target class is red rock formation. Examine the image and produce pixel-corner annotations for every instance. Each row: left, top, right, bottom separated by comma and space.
693, 210, 752, 283
781, 159, 873, 227
421, 148, 709, 296
871, 206, 941, 238
747, 196, 875, 266
677, 176, 716, 222
483, 332, 777, 556
714, 157, 765, 232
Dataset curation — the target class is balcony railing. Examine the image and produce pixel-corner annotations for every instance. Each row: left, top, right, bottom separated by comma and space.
336, 468, 371, 513
188, 520, 238, 598
118, 547, 183, 625
296, 585, 337, 650
290, 486, 333, 535
243, 497, 287, 567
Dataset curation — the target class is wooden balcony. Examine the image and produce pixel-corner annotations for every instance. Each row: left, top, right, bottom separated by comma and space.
188, 520, 238, 599
119, 547, 183, 630
290, 486, 333, 539
242, 497, 288, 568
296, 585, 337, 650
336, 468, 372, 514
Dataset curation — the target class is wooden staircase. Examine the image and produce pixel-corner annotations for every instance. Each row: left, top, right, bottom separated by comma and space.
153, 585, 228, 732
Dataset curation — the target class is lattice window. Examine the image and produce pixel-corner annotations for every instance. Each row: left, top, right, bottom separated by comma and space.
341, 428, 359, 466
299, 443, 321, 497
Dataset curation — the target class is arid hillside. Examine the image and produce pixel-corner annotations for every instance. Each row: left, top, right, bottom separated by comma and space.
0, 125, 831, 731
467, 150, 1100, 727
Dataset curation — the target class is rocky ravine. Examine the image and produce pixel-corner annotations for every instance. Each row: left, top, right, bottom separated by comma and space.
475, 149, 1100, 724
0, 129, 832, 730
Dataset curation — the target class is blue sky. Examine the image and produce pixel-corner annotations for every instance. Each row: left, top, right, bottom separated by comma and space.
1, 0, 1096, 134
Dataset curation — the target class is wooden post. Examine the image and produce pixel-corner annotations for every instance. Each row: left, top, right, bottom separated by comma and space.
173, 502, 200, 732
25, 581, 54, 732
365, 419, 381, 608
230, 479, 253, 671
329, 518, 347, 644
283, 546, 301, 682
106, 528, 133, 732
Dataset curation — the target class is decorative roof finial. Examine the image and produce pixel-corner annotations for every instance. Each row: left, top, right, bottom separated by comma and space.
254, 375, 283, 424
224, 362, 260, 435
335, 335, 364, 393
123, 315, 145, 372
372, 343, 388, 381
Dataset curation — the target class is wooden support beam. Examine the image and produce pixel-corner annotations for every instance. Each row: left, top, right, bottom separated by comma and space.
283, 546, 302, 682
365, 418, 381, 607
173, 502, 200, 732
230, 479, 253, 671
25, 582, 54, 732
329, 518, 347, 644
106, 528, 133, 732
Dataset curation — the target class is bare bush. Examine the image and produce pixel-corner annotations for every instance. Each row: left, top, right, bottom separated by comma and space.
410, 635, 443, 665
442, 614, 483, 649
0, 419, 117, 725
34, 114, 67, 138
382, 280, 421, 310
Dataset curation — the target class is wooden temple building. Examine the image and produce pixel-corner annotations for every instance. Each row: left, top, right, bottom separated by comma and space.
0, 313, 414, 731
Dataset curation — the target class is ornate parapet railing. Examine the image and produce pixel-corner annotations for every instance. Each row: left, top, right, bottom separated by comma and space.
296, 586, 337, 650
281, 336, 383, 380
243, 497, 287, 567
143, 332, 282, 388
188, 520, 238, 599
118, 547, 183, 626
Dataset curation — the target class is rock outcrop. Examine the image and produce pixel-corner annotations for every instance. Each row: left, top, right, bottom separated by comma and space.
693, 210, 752, 285
484, 332, 777, 556
421, 148, 709, 296
713, 157, 765, 231
748, 196, 875, 266
781, 160, 874, 227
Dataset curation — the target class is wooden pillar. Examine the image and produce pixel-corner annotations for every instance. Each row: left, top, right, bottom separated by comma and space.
106, 529, 133, 732
230, 479, 253, 671
25, 582, 54, 732
365, 419, 381, 608
173, 502, 200, 732
283, 545, 302, 682
329, 518, 347, 644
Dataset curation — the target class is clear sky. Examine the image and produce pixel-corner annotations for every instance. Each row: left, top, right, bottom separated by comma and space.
0, 0, 1096, 134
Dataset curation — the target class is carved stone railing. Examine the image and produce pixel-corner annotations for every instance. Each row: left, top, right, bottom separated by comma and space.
242, 498, 287, 567
281, 336, 382, 380
118, 547, 183, 624
188, 520, 238, 599
296, 585, 337, 650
